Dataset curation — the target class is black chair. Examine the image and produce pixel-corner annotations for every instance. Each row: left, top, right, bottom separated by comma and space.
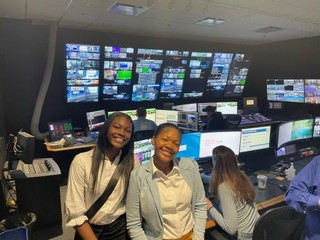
252, 205, 306, 240
133, 130, 155, 141
224, 114, 242, 129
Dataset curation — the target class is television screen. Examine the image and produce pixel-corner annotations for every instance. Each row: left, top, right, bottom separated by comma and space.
277, 118, 314, 148
243, 97, 257, 108
305, 79, 320, 104
155, 109, 179, 125
172, 103, 197, 112
86, 110, 106, 132
313, 116, 320, 137
266, 79, 304, 103
159, 50, 189, 99
224, 53, 252, 97
206, 53, 233, 97
47, 119, 73, 141
66, 43, 100, 103
199, 131, 241, 158
134, 138, 154, 164
102, 45, 134, 101
17, 131, 35, 164
177, 112, 199, 131
131, 84, 159, 102
184, 51, 213, 98
104, 46, 134, 59
240, 126, 271, 153
197, 102, 238, 115
176, 132, 201, 159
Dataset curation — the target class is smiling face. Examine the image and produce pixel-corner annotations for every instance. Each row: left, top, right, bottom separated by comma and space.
152, 126, 181, 164
107, 116, 133, 151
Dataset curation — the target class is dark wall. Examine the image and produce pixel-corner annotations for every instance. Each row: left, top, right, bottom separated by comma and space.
245, 37, 320, 117
2, 19, 320, 157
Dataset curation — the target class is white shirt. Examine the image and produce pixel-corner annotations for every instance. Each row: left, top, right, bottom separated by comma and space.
152, 160, 194, 239
65, 149, 138, 227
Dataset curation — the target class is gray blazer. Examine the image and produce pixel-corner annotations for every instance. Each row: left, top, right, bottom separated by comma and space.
126, 157, 207, 240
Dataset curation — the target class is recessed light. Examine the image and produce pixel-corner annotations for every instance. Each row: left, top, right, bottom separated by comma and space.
107, 3, 149, 16
194, 17, 228, 26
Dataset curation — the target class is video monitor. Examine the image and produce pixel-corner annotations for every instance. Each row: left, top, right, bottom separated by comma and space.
86, 110, 106, 132
224, 53, 252, 97
104, 46, 134, 59
17, 131, 35, 164
102, 85, 130, 101
176, 132, 201, 159
266, 79, 304, 103
159, 50, 189, 99
131, 84, 159, 102
66, 43, 100, 103
313, 116, 320, 137
134, 138, 154, 164
183, 51, 212, 98
243, 97, 257, 108
67, 86, 99, 102
206, 53, 233, 97
172, 103, 197, 112
239, 126, 271, 153
277, 118, 314, 148
199, 131, 241, 158
155, 109, 179, 125
305, 79, 320, 104
48, 119, 73, 141
177, 112, 199, 131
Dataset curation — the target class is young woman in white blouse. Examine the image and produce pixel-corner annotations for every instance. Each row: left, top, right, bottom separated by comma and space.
206, 145, 260, 240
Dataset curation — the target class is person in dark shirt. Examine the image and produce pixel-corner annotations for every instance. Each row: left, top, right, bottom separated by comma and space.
202, 105, 226, 130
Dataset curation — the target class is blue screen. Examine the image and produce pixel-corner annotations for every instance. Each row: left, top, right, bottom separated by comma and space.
176, 132, 201, 159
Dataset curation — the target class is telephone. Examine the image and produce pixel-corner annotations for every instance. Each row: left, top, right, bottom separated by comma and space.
62, 136, 77, 146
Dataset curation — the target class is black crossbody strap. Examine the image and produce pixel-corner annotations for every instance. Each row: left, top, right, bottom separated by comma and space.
86, 164, 123, 220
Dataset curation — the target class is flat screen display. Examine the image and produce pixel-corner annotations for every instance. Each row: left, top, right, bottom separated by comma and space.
155, 109, 179, 125
206, 52, 233, 97
240, 126, 271, 153
134, 138, 154, 164
159, 50, 189, 99
86, 110, 106, 131
305, 79, 320, 104
176, 132, 201, 159
108, 108, 156, 122
266, 79, 305, 103
199, 131, 241, 158
277, 118, 314, 148
313, 116, 320, 137
177, 111, 199, 131
66, 43, 100, 103
184, 51, 212, 98
172, 103, 197, 112
48, 119, 73, 141
224, 53, 252, 97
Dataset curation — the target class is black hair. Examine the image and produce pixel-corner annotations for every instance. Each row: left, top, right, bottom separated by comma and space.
154, 122, 182, 138
136, 107, 147, 118
91, 112, 134, 192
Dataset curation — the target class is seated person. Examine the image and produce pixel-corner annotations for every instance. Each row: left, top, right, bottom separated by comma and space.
133, 107, 157, 133
202, 106, 226, 130
206, 145, 260, 240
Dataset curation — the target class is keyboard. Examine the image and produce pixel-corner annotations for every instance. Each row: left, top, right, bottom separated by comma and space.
198, 159, 213, 175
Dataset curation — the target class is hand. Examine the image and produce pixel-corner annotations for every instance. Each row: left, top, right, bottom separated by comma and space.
205, 197, 213, 210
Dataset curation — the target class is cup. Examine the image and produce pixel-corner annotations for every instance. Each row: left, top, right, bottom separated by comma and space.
257, 175, 268, 189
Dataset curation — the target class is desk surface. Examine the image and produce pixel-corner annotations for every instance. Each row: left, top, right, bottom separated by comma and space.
44, 139, 95, 152
205, 157, 312, 230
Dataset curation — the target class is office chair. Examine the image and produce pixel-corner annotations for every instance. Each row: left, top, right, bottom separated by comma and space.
0, 227, 28, 240
224, 114, 242, 129
252, 205, 306, 240
133, 130, 155, 141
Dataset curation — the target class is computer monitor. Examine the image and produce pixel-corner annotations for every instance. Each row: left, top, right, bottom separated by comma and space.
86, 110, 106, 132
197, 102, 238, 115
199, 131, 241, 158
239, 125, 271, 153
313, 116, 320, 137
172, 103, 197, 112
243, 97, 257, 108
176, 132, 201, 159
16, 131, 35, 164
177, 111, 199, 131
277, 118, 314, 148
47, 119, 73, 141
134, 138, 154, 164
155, 109, 179, 125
